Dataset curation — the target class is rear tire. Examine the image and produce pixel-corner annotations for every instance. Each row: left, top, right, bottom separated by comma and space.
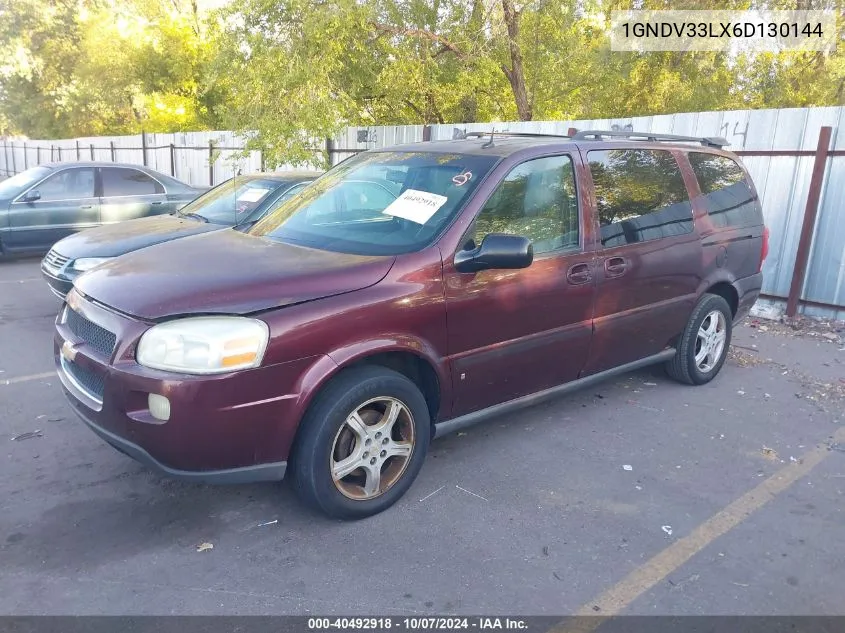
666, 293, 732, 385
291, 366, 430, 519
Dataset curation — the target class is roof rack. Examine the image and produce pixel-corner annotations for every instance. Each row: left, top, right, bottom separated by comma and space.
571, 129, 728, 148
460, 131, 571, 140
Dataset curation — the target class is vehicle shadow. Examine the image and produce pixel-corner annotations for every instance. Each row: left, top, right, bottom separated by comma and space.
2, 365, 671, 574
1, 460, 327, 573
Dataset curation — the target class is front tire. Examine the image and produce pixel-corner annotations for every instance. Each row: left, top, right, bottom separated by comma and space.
291, 366, 431, 519
666, 293, 732, 385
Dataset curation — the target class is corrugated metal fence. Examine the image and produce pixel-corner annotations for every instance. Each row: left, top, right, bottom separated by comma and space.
2, 107, 844, 319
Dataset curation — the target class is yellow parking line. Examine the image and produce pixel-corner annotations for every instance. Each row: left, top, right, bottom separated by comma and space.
1, 371, 55, 386
550, 425, 845, 633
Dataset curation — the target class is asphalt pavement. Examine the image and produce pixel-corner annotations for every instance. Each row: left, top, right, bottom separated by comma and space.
1, 256, 844, 616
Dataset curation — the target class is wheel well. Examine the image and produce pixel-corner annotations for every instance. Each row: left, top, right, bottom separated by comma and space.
706, 282, 738, 317
349, 352, 441, 424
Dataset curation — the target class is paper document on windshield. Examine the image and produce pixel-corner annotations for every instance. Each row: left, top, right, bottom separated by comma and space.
238, 188, 270, 203
382, 189, 448, 225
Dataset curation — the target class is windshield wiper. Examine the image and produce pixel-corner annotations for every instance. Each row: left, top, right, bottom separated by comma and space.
181, 213, 209, 222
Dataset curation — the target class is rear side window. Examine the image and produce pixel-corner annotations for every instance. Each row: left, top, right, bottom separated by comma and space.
688, 153, 760, 228
588, 149, 693, 248
101, 168, 164, 196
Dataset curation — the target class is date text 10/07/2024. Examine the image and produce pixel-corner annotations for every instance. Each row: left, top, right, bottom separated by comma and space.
308, 618, 529, 630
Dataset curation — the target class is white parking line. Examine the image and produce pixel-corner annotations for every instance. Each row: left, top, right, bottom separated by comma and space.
1, 371, 54, 386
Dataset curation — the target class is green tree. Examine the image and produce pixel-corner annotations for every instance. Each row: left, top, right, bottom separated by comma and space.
4, 0, 845, 158
0, 0, 220, 137
211, 0, 749, 164
69, 0, 218, 134
0, 0, 89, 137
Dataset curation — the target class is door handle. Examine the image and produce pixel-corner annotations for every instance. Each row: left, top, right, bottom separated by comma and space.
78, 205, 93, 209
605, 256, 628, 277
151, 201, 163, 206
566, 262, 592, 285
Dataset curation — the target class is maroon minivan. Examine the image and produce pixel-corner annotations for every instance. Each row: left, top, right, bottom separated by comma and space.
55, 131, 768, 518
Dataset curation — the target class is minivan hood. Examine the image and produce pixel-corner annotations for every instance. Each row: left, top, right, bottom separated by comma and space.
74, 230, 395, 320
52, 215, 221, 259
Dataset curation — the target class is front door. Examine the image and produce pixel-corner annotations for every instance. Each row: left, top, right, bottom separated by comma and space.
582, 147, 701, 374
444, 153, 596, 417
7, 167, 99, 252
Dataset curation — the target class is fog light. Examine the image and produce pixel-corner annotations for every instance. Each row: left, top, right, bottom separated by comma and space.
148, 393, 171, 421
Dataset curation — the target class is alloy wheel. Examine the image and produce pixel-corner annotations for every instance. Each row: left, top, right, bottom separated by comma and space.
330, 397, 415, 500
694, 309, 727, 373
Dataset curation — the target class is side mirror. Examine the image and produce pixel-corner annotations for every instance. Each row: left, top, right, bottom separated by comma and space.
23, 190, 41, 203
454, 233, 533, 273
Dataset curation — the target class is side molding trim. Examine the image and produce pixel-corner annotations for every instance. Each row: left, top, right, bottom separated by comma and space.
434, 349, 677, 439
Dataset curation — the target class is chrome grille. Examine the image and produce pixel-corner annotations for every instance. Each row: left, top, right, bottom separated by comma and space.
66, 309, 117, 358
43, 249, 70, 270
62, 358, 105, 402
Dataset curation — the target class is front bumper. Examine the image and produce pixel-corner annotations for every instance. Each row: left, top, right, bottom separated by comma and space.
55, 291, 321, 483
66, 401, 287, 483
41, 265, 76, 300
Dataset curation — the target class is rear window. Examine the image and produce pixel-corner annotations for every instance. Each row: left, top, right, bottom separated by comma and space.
102, 167, 164, 196
588, 149, 693, 248
688, 153, 760, 228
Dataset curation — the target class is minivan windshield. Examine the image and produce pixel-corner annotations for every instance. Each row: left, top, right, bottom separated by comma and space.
249, 151, 497, 255
0, 165, 53, 198
177, 176, 291, 225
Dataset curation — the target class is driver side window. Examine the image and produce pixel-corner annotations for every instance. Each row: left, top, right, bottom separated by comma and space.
472, 155, 579, 255
35, 168, 95, 202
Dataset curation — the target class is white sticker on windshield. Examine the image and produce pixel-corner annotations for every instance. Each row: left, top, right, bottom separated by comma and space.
382, 189, 448, 225
237, 188, 270, 203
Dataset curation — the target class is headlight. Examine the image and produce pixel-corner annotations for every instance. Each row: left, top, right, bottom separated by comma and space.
73, 257, 113, 272
136, 316, 270, 374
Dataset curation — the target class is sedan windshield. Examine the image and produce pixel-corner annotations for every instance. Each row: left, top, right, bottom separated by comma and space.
177, 177, 289, 225
250, 152, 497, 255
0, 166, 53, 198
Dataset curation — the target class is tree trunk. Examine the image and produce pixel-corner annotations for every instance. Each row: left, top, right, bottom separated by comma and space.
501, 0, 532, 120
426, 91, 445, 124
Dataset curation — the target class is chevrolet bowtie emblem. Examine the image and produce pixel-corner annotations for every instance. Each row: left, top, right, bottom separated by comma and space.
61, 340, 79, 362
